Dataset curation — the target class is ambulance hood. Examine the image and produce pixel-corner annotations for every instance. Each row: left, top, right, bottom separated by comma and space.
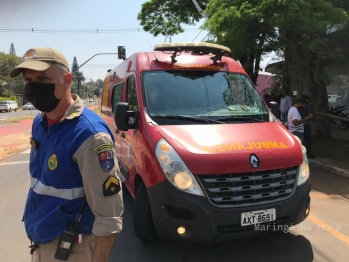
155, 123, 303, 175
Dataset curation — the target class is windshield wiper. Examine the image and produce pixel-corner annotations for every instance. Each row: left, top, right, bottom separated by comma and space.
215, 116, 265, 123
151, 115, 225, 124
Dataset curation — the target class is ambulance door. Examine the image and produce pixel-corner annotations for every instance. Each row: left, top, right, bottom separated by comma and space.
119, 75, 138, 184
111, 82, 124, 173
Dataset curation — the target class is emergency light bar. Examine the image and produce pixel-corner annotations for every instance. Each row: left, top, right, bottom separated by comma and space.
154, 42, 231, 63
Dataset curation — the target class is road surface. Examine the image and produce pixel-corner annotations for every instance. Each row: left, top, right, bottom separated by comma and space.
0, 150, 348, 262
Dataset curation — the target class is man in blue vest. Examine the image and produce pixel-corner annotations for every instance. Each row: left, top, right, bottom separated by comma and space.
10, 47, 124, 261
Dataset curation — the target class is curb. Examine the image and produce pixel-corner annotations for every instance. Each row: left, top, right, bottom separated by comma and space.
309, 159, 349, 178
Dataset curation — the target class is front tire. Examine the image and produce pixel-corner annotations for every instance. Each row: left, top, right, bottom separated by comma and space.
133, 183, 159, 242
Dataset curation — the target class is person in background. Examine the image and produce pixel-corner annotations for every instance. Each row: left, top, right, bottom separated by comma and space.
299, 95, 315, 158
146, 83, 167, 112
287, 97, 309, 140
280, 90, 293, 123
270, 90, 281, 106
10, 47, 123, 262
263, 91, 272, 107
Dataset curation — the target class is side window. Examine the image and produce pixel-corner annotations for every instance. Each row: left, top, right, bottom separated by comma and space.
127, 77, 138, 111
112, 83, 123, 113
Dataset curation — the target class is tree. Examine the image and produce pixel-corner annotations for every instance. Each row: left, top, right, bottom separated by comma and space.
137, 0, 205, 37
9, 43, 16, 56
73, 71, 85, 97
71, 56, 78, 73
71, 56, 85, 97
0, 52, 23, 96
138, 0, 349, 139
95, 79, 104, 89
270, 0, 349, 139
138, 0, 276, 84
202, 0, 278, 84
0, 52, 20, 82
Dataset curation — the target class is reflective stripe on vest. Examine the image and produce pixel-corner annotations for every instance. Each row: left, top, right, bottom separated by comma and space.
30, 177, 84, 200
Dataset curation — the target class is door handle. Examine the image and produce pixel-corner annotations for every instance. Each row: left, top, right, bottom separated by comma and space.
115, 129, 120, 134
121, 133, 125, 138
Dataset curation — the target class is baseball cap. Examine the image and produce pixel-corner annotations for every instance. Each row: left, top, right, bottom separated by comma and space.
10, 47, 69, 78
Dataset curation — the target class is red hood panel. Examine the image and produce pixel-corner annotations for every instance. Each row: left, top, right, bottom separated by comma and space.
155, 123, 303, 174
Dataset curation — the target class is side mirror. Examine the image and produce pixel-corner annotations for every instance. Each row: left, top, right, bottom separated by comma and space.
114, 102, 138, 131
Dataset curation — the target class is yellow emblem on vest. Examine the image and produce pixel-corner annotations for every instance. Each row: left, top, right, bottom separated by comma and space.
48, 154, 58, 171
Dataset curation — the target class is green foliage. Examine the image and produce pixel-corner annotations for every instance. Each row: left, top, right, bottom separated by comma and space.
71, 56, 78, 73
9, 43, 16, 56
0, 52, 23, 95
0, 92, 18, 102
95, 79, 104, 89
202, 0, 279, 83
0, 52, 21, 83
270, 0, 349, 91
137, 0, 277, 83
138, 0, 349, 138
137, 0, 205, 36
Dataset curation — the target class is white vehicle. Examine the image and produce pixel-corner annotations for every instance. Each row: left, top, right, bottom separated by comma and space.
0, 100, 18, 112
23, 102, 35, 110
328, 95, 340, 103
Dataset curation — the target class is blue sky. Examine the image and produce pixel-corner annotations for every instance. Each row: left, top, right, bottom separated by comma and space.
0, 0, 205, 81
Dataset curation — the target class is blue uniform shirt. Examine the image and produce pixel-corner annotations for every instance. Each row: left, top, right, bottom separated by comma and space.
24, 96, 123, 244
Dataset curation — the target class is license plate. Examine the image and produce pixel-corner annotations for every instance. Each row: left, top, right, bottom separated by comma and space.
241, 208, 276, 226
342, 109, 348, 114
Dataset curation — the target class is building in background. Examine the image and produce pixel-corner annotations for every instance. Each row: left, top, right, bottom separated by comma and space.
255, 73, 273, 95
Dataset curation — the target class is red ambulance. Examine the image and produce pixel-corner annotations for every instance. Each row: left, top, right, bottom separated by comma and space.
100, 42, 311, 242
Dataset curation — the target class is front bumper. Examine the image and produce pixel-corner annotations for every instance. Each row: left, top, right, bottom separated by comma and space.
147, 178, 311, 242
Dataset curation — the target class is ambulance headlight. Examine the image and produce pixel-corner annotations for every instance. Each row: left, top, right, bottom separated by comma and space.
293, 135, 310, 186
156, 139, 204, 196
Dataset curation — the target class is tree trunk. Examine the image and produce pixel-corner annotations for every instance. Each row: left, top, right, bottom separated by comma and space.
238, 54, 256, 84
305, 71, 332, 139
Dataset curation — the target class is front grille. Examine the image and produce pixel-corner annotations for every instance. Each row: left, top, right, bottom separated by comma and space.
196, 166, 298, 207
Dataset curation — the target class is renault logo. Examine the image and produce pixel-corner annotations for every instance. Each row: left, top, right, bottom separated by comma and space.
250, 154, 259, 168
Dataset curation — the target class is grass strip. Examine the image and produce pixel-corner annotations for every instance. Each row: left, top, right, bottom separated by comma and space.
312, 138, 349, 163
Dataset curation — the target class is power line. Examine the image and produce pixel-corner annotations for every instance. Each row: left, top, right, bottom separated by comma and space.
201, 33, 210, 42
192, 29, 203, 42
0, 27, 201, 34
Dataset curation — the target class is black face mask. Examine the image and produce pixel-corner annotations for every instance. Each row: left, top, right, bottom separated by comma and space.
24, 82, 61, 112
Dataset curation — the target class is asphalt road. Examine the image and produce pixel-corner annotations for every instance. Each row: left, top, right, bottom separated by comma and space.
0, 108, 39, 121
0, 151, 348, 262
0, 102, 97, 124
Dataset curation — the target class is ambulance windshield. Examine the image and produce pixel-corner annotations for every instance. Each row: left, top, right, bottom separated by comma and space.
142, 71, 269, 124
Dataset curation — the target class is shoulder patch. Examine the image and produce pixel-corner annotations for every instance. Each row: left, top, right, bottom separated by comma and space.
30, 137, 40, 149
95, 144, 114, 170
48, 154, 58, 171
103, 176, 120, 196
95, 144, 113, 153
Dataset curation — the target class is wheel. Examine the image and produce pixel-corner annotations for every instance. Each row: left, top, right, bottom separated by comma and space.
338, 120, 348, 130
14, 108, 17, 112
133, 183, 159, 241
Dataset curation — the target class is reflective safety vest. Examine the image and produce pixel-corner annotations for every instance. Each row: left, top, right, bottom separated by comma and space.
24, 108, 114, 244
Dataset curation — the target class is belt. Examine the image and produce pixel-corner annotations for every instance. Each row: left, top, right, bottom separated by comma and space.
29, 234, 93, 255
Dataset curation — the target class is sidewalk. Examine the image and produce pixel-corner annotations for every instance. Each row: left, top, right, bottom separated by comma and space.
308, 120, 349, 178
0, 119, 33, 160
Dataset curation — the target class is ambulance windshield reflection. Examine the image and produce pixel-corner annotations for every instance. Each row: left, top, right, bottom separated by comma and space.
142, 71, 269, 125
